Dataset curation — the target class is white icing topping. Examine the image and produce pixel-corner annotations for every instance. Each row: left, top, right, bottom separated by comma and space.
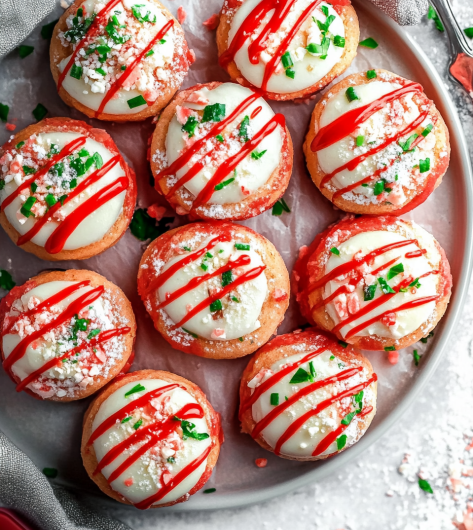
0, 131, 126, 251
323, 223, 441, 340
92, 378, 211, 506
156, 237, 268, 340
228, 1, 345, 93
2, 281, 129, 399
317, 79, 437, 205
250, 348, 375, 457
161, 83, 282, 205
57, 0, 183, 115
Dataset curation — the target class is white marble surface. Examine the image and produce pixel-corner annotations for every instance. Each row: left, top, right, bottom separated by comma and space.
105, 2, 473, 529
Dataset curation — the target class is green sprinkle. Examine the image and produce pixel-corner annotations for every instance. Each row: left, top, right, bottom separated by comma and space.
96, 67, 107, 76
70, 178, 78, 189
338, 341, 348, 348
238, 337, 244, 341
145, 49, 154, 57
70, 64, 83, 79
174, 417, 210, 441
30, 182, 38, 193
419, 158, 430, 173
364, 284, 377, 301
124, 384, 146, 397
387, 263, 404, 280
210, 299, 222, 312
270, 393, 279, 406
251, 150, 267, 160
333, 35, 345, 47
399, 133, 419, 152
41, 20, 59, 39
239, 115, 250, 142
413, 349, 420, 366
222, 270, 233, 287
356, 135, 364, 147
23, 166, 36, 175
203, 488, 216, 494
330, 355, 335, 360
200, 262, 208, 271
378, 277, 395, 294
132, 5, 157, 24
167, 456, 175, 463
133, 419, 143, 430
121, 416, 133, 423
428, 6, 444, 32
341, 411, 356, 426
19, 45, 34, 58
289, 367, 313, 384
127, 95, 147, 109
183, 246, 191, 251
420, 331, 434, 344
285, 68, 295, 79
32, 103, 48, 121
121, 65, 127, 71
214, 177, 235, 191
330, 247, 340, 256
42, 468, 58, 478
281, 51, 293, 69
216, 134, 224, 142
78, 148, 90, 157
418, 478, 433, 493
346, 86, 359, 102
235, 243, 250, 251
58, 195, 68, 206
202, 103, 226, 123
272, 199, 291, 216
0, 270, 15, 291
384, 346, 396, 351
336, 435, 347, 450
422, 123, 433, 137
0, 103, 9, 122
359, 37, 378, 49
182, 328, 198, 339
16, 141, 25, 149
93, 152, 103, 169
464, 27, 473, 39
87, 329, 101, 339
232, 296, 240, 303
309, 361, 316, 379
366, 69, 377, 79
373, 180, 385, 196
20, 196, 37, 218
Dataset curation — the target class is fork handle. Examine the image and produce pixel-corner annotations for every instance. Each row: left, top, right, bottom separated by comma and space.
429, 0, 473, 57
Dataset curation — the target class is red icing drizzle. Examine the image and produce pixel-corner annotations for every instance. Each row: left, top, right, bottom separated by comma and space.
95, 19, 174, 117
312, 405, 373, 456
191, 113, 286, 210
310, 82, 438, 200
44, 176, 128, 254
219, 0, 339, 93
310, 239, 440, 339
89, 384, 212, 509
135, 445, 212, 510
57, 0, 123, 91
88, 384, 180, 445
251, 366, 362, 442
16, 155, 121, 247
156, 255, 251, 310
1, 137, 87, 210
15, 327, 130, 393
171, 264, 266, 329
142, 234, 232, 298
273, 374, 377, 455
3, 284, 105, 372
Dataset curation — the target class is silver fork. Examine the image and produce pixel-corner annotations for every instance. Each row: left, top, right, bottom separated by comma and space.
429, 0, 473, 95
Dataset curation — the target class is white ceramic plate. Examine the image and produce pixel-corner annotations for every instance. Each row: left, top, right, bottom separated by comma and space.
0, 0, 471, 514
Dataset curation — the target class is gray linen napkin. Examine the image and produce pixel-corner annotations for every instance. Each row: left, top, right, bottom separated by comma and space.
0, 432, 131, 530
0, 0, 429, 528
